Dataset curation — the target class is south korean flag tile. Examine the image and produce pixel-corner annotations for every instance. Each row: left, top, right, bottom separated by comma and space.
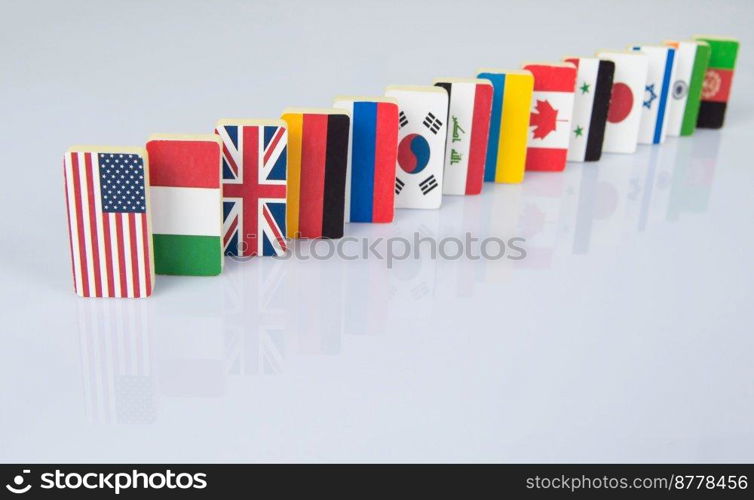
385, 85, 449, 209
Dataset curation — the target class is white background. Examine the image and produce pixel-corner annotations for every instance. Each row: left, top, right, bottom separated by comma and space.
1, 0, 752, 462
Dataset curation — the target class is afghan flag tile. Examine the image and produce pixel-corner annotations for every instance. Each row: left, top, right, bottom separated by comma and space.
476, 69, 533, 184
215, 119, 288, 257
64, 146, 155, 298
522, 63, 577, 172
385, 85, 449, 209
146, 134, 223, 276
596, 51, 648, 154
281, 108, 350, 238
332, 97, 399, 223
692, 35, 739, 129
432, 78, 493, 195
663, 40, 711, 136
631, 45, 677, 145
563, 57, 614, 162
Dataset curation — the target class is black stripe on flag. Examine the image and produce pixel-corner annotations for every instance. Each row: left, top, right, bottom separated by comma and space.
395, 177, 405, 195
697, 101, 727, 129
585, 59, 615, 162
422, 112, 443, 135
419, 174, 438, 195
434, 82, 452, 125
399, 111, 408, 128
322, 114, 350, 239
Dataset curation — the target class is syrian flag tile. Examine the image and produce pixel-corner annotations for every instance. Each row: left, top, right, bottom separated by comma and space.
564, 57, 615, 162
631, 45, 677, 144
522, 63, 577, 172
596, 51, 649, 154
385, 85, 449, 209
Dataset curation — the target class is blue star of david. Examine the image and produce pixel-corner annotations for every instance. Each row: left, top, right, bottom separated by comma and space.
643, 84, 658, 109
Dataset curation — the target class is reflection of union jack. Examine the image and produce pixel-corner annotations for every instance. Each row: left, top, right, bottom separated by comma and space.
77, 301, 155, 424
224, 260, 288, 375
216, 121, 287, 257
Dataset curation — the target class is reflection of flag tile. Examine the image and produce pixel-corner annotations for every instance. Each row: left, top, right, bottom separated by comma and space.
78, 301, 155, 424
332, 97, 399, 223
693, 35, 739, 129
564, 57, 614, 162
663, 40, 710, 136
476, 69, 534, 184
433, 78, 493, 195
281, 108, 350, 239
522, 63, 577, 172
223, 260, 288, 375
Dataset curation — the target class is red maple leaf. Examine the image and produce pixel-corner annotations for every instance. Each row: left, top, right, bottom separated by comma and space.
530, 99, 559, 139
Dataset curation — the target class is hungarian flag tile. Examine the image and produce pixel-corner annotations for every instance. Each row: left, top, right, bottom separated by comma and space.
146, 134, 223, 276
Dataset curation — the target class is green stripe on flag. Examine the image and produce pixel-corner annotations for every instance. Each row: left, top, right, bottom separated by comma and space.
694, 37, 739, 69
153, 234, 222, 276
681, 43, 711, 136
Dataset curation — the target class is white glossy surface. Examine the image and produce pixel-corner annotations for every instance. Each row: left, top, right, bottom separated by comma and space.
1, 0, 752, 463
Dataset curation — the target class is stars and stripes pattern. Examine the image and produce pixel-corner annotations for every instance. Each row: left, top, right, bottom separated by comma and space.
217, 124, 288, 257
64, 151, 154, 298
78, 301, 155, 424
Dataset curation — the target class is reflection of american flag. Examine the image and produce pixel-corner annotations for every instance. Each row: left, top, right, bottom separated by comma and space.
64, 150, 153, 298
78, 302, 155, 424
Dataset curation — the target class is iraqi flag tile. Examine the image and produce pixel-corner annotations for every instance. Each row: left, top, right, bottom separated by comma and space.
522, 62, 577, 172
280, 108, 350, 239
385, 85, 448, 209
663, 40, 711, 137
563, 57, 615, 162
631, 45, 677, 144
432, 78, 493, 195
332, 96, 399, 223
596, 50, 649, 154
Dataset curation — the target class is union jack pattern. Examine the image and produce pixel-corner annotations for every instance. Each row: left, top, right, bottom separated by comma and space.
216, 122, 288, 257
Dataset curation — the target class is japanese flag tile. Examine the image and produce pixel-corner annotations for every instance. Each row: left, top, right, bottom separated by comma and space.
595, 50, 649, 154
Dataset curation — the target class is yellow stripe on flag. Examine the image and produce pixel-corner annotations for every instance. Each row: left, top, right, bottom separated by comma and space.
496, 72, 533, 184
282, 112, 302, 238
